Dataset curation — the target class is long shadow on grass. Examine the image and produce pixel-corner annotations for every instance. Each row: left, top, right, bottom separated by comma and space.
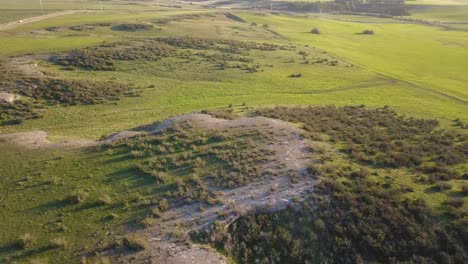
10, 245, 54, 260
0, 241, 17, 255
104, 168, 155, 190
448, 190, 466, 198
425, 186, 442, 194
21, 199, 68, 213
70, 202, 101, 213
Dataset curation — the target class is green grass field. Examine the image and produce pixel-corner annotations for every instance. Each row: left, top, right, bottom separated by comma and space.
1, 10, 467, 138
0, 2, 467, 263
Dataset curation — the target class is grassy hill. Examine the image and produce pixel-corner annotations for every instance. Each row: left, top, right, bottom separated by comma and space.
0, 1, 466, 263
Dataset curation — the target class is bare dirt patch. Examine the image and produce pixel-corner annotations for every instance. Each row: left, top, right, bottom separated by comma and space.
3, 56, 48, 77
0, 131, 93, 149
104, 113, 315, 263
0, 92, 21, 103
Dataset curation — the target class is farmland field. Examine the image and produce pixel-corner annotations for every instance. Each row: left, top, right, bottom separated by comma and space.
0, 0, 467, 263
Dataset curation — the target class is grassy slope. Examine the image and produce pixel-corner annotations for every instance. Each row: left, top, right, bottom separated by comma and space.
236, 13, 468, 104
0, 6, 467, 263
0, 144, 153, 263
1, 11, 467, 139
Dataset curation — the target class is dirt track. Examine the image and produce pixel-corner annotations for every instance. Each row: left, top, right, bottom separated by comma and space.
0, 10, 80, 32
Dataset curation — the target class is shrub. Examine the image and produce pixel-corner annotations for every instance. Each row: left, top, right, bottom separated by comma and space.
435, 182, 452, 191
122, 235, 148, 251
112, 23, 152, 31
157, 199, 170, 212
17, 233, 33, 249
361, 29, 375, 35
13, 77, 134, 105
150, 171, 170, 184
288, 73, 302, 78
444, 198, 464, 208
50, 237, 67, 248
69, 190, 88, 204
461, 183, 468, 195
311, 28, 320, 34
209, 175, 467, 263
151, 208, 162, 218
97, 195, 112, 206
0, 100, 41, 126
140, 217, 157, 228
255, 106, 466, 174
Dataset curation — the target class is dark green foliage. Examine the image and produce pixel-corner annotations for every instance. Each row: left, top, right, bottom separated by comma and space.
288, 73, 302, 78
208, 173, 467, 264
52, 37, 286, 73
461, 183, 468, 195
199, 106, 468, 264
153, 13, 204, 25
0, 60, 136, 124
224, 13, 246, 23
311, 28, 320, 34
53, 40, 176, 71
361, 29, 375, 35
256, 106, 467, 181
112, 23, 152, 31
0, 100, 41, 126
155, 36, 287, 53
48, 23, 109, 32
13, 77, 133, 105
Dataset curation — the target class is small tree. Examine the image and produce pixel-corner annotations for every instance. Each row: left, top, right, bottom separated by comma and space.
362, 29, 374, 35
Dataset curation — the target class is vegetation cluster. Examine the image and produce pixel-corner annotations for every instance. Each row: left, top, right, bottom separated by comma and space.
207, 172, 466, 263
189, 107, 468, 264
53, 40, 177, 71
0, 100, 41, 126
52, 37, 301, 74
109, 122, 277, 204
0, 68, 136, 125
256, 106, 467, 183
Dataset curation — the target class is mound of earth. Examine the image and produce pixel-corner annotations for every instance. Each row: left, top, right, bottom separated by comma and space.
0, 113, 315, 263
106, 114, 314, 263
